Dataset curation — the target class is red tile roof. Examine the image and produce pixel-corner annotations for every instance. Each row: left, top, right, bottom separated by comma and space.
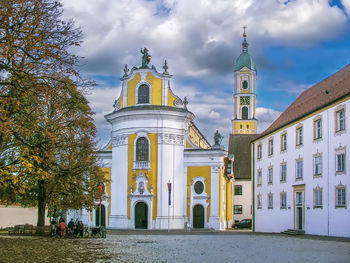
257, 64, 350, 139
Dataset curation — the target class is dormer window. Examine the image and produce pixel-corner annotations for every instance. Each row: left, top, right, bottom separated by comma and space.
138, 84, 149, 104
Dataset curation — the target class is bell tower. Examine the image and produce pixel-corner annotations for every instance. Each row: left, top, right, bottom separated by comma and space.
232, 27, 257, 134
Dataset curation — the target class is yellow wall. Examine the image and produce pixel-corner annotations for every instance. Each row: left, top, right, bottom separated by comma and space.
148, 133, 158, 220
219, 167, 222, 222
187, 166, 211, 222
233, 120, 256, 134
101, 167, 111, 225
120, 94, 124, 109
226, 179, 233, 221
127, 73, 140, 106
188, 125, 210, 149
168, 88, 176, 106
127, 133, 158, 220
146, 72, 162, 105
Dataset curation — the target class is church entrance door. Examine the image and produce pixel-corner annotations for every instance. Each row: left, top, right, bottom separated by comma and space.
95, 204, 106, 227
193, 204, 204, 228
135, 202, 148, 229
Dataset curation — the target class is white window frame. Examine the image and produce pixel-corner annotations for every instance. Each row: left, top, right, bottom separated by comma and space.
313, 154, 322, 176
257, 194, 262, 209
335, 185, 346, 208
268, 138, 274, 156
313, 186, 323, 208
268, 193, 273, 209
296, 126, 303, 146
314, 118, 322, 139
281, 133, 287, 152
257, 169, 262, 186
296, 159, 303, 180
257, 144, 262, 160
280, 192, 287, 209
280, 163, 287, 182
336, 109, 345, 132
336, 152, 346, 173
268, 167, 273, 184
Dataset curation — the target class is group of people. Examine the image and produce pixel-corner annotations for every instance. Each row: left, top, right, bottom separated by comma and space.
51, 218, 84, 237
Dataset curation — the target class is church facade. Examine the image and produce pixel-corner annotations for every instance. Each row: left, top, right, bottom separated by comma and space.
82, 49, 233, 230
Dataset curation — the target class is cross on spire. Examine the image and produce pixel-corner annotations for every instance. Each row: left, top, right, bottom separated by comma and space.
242, 26, 247, 38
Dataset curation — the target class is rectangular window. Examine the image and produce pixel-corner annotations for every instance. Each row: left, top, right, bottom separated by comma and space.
296, 160, 303, 179
336, 188, 346, 207
314, 188, 322, 208
296, 127, 303, 145
234, 185, 242, 195
257, 144, 262, 160
268, 139, 274, 156
257, 195, 262, 209
257, 170, 262, 185
280, 163, 287, 182
234, 205, 243, 214
296, 192, 303, 206
268, 167, 273, 184
336, 153, 346, 172
280, 192, 287, 209
314, 156, 322, 176
268, 194, 273, 209
314, 119, 322, 139
281, 133, 287, 151
336, 109, 345, 131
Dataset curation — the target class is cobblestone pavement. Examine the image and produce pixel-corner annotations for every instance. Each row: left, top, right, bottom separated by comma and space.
100, 230, 350, 263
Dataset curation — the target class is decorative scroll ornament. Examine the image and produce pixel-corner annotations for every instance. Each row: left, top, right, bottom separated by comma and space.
111, 134, 128, 147
158, 133, 185, 145
113, 99, 120, 111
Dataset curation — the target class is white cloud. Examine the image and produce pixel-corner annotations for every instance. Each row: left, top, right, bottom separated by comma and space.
342, 0, 350, 15
61, 0, 348, 76
59, 0, 345, 147
256, 107, 281, 133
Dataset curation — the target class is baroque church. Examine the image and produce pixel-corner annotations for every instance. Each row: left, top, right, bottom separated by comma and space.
81, 47, 236, 230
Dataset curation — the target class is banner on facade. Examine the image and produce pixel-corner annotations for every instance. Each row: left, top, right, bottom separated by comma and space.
167, 182, 172, 206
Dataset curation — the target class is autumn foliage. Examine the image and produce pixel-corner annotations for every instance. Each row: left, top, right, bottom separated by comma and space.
0, 0, 106, 226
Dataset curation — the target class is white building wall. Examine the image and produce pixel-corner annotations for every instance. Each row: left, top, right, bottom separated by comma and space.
254, 98, 350, 237
233, 180, 252, 224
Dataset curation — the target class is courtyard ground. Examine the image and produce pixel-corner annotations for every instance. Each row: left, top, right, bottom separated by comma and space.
0, 230, 349, 263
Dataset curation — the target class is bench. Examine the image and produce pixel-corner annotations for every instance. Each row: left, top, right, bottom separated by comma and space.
8, 224, 34, 235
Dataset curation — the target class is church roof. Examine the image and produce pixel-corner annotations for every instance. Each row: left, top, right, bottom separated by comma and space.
256, 64, 350, 140
228, 134, 258, 180
234, 52, 256, 72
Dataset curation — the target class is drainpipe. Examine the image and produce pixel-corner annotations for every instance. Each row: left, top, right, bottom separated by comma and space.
327, 110, 330, 236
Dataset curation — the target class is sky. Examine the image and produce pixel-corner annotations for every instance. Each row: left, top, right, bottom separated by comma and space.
60, 0, 350, 148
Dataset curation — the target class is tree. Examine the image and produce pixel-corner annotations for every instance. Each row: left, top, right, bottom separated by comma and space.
0, 0, 105, 226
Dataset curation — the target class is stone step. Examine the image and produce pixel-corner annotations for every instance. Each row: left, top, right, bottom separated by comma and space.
281, 229, 305, 235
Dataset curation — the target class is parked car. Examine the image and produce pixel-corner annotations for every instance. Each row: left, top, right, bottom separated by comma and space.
233, 219, 252, 229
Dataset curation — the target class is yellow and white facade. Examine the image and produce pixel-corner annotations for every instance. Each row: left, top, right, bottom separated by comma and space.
86, 55, 232, 230
232, 31, 257, 134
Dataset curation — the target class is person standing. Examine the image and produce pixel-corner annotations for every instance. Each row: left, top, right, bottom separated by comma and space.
67, 218, 74, 236
59, 219, 66, 237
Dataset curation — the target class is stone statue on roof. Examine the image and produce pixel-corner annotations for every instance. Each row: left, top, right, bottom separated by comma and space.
214, 130, 223, 146
141, 47, 151, 68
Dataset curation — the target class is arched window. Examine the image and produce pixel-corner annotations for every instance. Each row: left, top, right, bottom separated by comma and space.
242, 80, 248, 89
138, 84, 149, 104
242, 106, 249, 120
136, 137, 148, 161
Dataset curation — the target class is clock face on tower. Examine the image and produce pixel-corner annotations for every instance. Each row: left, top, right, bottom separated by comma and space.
240, 96, 250, 105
